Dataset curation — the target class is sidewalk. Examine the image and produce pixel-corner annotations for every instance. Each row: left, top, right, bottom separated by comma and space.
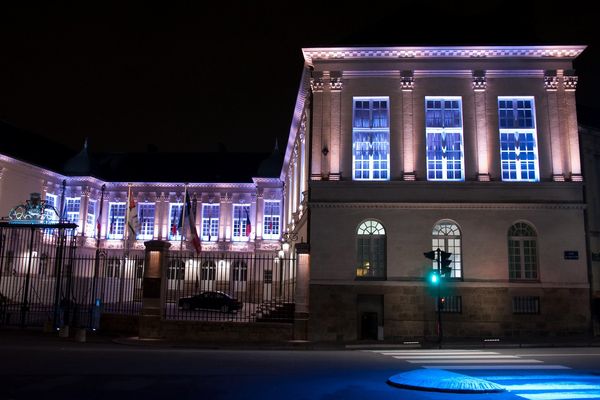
2, 327, 600, 350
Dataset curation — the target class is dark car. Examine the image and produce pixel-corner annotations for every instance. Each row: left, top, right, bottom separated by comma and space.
178, 291, 243, 313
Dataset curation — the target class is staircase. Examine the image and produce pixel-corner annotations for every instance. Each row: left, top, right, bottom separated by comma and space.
254, 301, 295, 323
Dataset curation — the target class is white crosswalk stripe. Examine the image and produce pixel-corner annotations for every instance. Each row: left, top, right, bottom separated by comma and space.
368, 349, 600, 399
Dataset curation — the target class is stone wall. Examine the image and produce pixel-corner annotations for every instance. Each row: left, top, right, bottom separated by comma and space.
309, 284, 591, 342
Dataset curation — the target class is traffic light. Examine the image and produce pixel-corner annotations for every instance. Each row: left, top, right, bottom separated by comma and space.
428, 270, 440, 285
440, 297, 446, 310
440, 250, 452, 277
423, 251, 436, 260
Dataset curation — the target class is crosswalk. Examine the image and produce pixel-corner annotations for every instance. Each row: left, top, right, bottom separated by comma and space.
369, 349, 600, 399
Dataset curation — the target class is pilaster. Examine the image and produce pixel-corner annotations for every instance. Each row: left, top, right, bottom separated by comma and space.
562, 73, 582, 181
329, 72, 343, 180
401, 71, 416, 180
473, 71, 490, 181
310, 75, 324, 181
545, 70, 565, 181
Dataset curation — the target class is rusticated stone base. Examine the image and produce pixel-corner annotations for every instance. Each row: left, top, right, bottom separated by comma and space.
308, 284, 590, 342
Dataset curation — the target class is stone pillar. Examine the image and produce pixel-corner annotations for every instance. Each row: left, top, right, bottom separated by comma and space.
329, 73, 342, 180
139, 240, 171, 339
0, 167, 5, 211
473, 71, 490, 181
545, 71, 565, 181
310, 75, 324, 180
563, 73, 582, 181
293, 242, 310, 340
221, 193, 231, 241
401, 71, 416, 180
255, 188, 264, 240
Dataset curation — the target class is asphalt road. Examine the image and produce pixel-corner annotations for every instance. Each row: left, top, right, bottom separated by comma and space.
1, 332, 599, 400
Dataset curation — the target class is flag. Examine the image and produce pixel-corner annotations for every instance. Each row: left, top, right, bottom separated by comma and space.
96, 217, 101, 238
186, 192, 201, 254
127, 188, 140, 238
245, 208, 252, 237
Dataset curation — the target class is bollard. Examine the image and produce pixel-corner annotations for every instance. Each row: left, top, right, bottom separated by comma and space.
74, 328, 86, 343
59, 325, 70, 338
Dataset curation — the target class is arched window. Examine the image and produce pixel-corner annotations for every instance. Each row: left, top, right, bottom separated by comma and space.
508, 222, 538, 280
356, 220, 386, 279
432, 221, 462, 278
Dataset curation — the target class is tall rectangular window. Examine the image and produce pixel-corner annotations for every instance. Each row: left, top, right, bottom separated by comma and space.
169, 203, 183, 241
201, 204, 219, 241
86, 200, 96, 237
352, 97, 390, 181
498, 97, 539, 181
425, 97, 464, 181
64, 198, 80, 232
263, 200, 280, 240
232, 204, 250, 241
137, 203, 155, 240
107, 202, 126, 239
45, 193, 57, 208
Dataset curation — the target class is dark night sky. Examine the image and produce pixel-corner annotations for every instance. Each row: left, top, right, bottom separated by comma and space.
1, 2, 599, 154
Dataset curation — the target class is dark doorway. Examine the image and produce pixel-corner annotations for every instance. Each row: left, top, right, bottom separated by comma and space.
360, 312, 378, 340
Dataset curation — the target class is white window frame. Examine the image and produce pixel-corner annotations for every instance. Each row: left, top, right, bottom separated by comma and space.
86, 199, 96, 237
232, 204, 250, 242
169, 203, 184, 241
64, 197, 80, 233
498, 96, 540, 182
137, 202, 155, 240
432, 221, 462, 279
107, 202, 126, 239
425, 96, 464, 181
262, 200, 281, 240
201, 204, 220, 242
508, 222, 538, 281
352, 96, 390, 181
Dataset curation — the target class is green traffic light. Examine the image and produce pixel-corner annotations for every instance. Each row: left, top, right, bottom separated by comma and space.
429, 271, 439, 284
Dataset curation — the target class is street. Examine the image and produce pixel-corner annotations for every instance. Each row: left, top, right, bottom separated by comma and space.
1, 332, 600, 400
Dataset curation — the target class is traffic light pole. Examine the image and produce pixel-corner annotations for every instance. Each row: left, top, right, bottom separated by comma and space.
435, 250, 443, 348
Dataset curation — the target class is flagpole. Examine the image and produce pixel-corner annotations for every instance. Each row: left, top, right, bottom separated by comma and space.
124, 184, 132, 255
180, 184, 188, 252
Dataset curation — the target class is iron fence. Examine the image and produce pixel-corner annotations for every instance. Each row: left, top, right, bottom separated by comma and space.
0, 222, 145, 329
165, 252, 296, 323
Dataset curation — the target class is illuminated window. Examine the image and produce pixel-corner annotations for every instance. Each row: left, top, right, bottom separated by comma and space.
64, 197, 80, 228
86, 200, 96, 237
352, 97, 390, 181
508, 222, 538, 280
425, 97, 464, 181
137, 203, 155, 240
263, 200, 281, 240
168, 203, 183, 241
232, 204, 251, 241
498, 97, 539, 181
356, 220, 386, 279
232, 260, 248, 282
201, 204, 219, 242
107, 202, 126, 239
432, 221, 462, 278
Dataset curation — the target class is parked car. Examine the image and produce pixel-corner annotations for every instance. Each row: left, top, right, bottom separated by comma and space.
178, 291, 243, 313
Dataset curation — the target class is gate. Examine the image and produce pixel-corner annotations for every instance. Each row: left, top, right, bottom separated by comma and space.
165, 252, 296, 323
0, 222, 145, 329
0, 222, 77, 328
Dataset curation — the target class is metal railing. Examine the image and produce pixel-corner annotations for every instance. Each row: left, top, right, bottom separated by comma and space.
164, 252, 296, 323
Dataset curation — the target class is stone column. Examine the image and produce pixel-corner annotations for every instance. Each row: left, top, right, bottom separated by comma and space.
563, 73, 582, 181
310, 75, 324, 180
329, 73, 343, 180
255, 188, 264, 240
545, 71, 565, 181
156, 192, 167, 240
294, 242, 310, 340
401, 71, 416, 180
221, 193, 231, 241
139, 240, 170, 339
473, 71, 490, 181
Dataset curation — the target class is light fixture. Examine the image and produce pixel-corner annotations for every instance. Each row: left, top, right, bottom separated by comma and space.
278, 249, 285, 259
282, 241, 290, 253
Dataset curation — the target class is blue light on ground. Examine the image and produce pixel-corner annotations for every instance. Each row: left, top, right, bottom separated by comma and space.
388, 368, 506, 393
465, 371, 600, 400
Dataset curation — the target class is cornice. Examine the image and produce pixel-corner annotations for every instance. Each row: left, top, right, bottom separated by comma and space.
302, 46, 586, 65
310, 202, 585, 210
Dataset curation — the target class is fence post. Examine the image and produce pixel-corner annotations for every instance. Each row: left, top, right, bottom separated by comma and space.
139, 240, 170, 338
293, 243, 310, 340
